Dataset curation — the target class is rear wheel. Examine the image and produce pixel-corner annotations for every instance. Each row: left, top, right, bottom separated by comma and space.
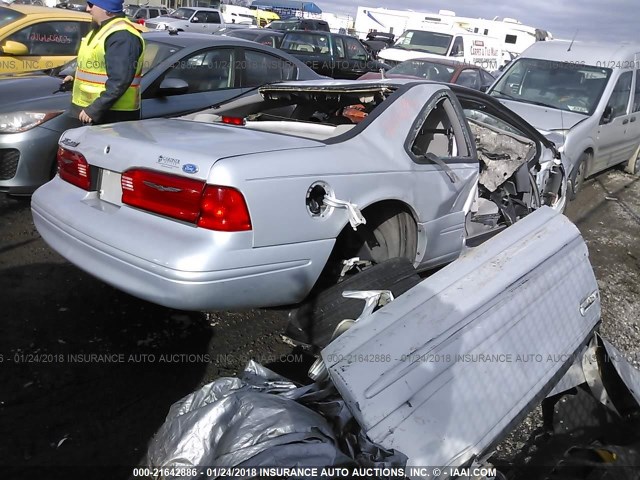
286, 207, 419, 351
285, 258, 421, 351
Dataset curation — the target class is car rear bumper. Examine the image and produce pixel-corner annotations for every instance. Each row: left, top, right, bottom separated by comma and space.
31, 177, 334, 311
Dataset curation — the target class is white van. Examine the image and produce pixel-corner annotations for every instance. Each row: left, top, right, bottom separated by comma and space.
377, 24, 503, 72
488, 41, 640, 195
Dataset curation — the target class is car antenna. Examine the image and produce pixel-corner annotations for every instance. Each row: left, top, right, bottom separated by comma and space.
380, 67, 385, 80
567, 29, 578, 51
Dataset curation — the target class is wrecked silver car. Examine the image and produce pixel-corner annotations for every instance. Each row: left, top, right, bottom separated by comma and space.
32, 80, 566, 335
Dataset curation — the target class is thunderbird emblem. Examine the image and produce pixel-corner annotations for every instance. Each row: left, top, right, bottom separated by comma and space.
142, 181, 182, 193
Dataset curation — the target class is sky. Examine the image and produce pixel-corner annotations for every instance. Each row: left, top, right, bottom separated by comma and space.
315, 0, 637, 43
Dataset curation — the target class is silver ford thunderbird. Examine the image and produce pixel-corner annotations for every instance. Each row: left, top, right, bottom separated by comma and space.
31, 79, 567, 313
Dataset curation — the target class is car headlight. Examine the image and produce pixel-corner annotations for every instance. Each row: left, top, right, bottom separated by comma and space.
156, 22, 168, 30
0, 111, 64, 133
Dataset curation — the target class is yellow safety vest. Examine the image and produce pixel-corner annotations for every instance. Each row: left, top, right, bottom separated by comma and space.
73, 18, 144, 111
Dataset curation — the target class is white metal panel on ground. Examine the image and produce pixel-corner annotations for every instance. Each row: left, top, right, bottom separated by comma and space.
322, 207, 601, 476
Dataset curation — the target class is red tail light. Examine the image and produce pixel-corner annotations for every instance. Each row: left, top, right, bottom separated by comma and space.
121, 169, 251, 231
199, 186, 252, 231
137, 18, 145, 25
222, 116, 246, 126
57, 146, 91, 190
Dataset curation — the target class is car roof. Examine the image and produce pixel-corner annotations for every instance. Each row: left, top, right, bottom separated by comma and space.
402, 57, 484, 70
521, 40, 640, 66
175, 6, 220, 11
265, 78, 430, 89
5, 4, 91, 19
143, 31, 259, 47
226, 28, 283, 36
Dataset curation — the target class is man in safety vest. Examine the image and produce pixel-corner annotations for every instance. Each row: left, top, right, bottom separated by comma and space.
62, 0, 144, 125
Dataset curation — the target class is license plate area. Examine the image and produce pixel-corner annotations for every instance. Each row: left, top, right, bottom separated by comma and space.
99, 169, 123, 206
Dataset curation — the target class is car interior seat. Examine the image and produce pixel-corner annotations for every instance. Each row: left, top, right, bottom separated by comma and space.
412, 101, 455, 158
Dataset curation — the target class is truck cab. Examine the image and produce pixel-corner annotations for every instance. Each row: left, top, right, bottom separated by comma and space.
280, 30, 389, 79
378, 25, 503, 72
144, 7, 226, 33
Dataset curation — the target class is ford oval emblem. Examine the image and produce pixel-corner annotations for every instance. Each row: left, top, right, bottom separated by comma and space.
182, 163, 198, 174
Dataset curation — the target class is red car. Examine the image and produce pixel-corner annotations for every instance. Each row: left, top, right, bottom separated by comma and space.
359, 57, 496, 91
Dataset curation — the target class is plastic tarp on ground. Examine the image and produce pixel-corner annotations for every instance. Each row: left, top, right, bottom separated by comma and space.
145, 360, 406, 478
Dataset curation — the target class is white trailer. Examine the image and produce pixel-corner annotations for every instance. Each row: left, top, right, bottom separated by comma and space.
355, 7, 552, 57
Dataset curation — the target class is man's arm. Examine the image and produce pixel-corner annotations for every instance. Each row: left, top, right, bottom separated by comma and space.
83, 30, 142, 123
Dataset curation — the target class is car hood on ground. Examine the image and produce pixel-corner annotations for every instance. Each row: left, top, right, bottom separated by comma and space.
495, 98, 588, 133
60, 118, 324, 179
0, 73, 70, 114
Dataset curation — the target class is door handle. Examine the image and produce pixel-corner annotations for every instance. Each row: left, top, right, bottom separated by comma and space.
623, 119, 629, 125
631, 117, 636, 122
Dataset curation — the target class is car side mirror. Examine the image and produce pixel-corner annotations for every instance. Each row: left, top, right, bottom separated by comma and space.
601, 105, 613, 125
1, 40, 29, 56
158, 78, 189, 96
191, 17, 199, 23
480, 85, 489, 93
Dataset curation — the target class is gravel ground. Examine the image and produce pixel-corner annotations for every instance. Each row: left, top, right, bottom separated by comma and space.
0, 166, 638, 479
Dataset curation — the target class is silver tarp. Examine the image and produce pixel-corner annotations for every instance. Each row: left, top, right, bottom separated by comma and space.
145, 360, 406, 479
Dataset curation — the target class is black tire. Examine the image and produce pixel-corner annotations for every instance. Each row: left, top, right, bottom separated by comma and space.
285, 257, 421, 351
571, 153, 589, 199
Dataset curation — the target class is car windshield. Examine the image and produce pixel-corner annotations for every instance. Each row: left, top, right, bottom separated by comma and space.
280, 32, 328, 53
393, 30, 452, 55
0, 6, 25, 28
490, 58, 612, 115
388, 60, 455, 81
124, 5, 139, 16
267, 20, 298, 31
140, 39, 184, 74
227, 30, 259, 40
168, 8, 194, 19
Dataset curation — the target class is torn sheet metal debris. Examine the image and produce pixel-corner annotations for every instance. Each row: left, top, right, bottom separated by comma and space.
322, 207, 601, 474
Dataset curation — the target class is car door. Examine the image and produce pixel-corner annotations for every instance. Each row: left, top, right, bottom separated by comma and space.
0, 19, 91, 74
239, 48, 296, 89
479, 69, 496, 91
189, 11, 210, 33
596, 71, 633, 171
455, 68, 481, 90
342, 36, 371, 79
202, 11, 222, 33
407, 91, 478, 268
142, 47, 243, 118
